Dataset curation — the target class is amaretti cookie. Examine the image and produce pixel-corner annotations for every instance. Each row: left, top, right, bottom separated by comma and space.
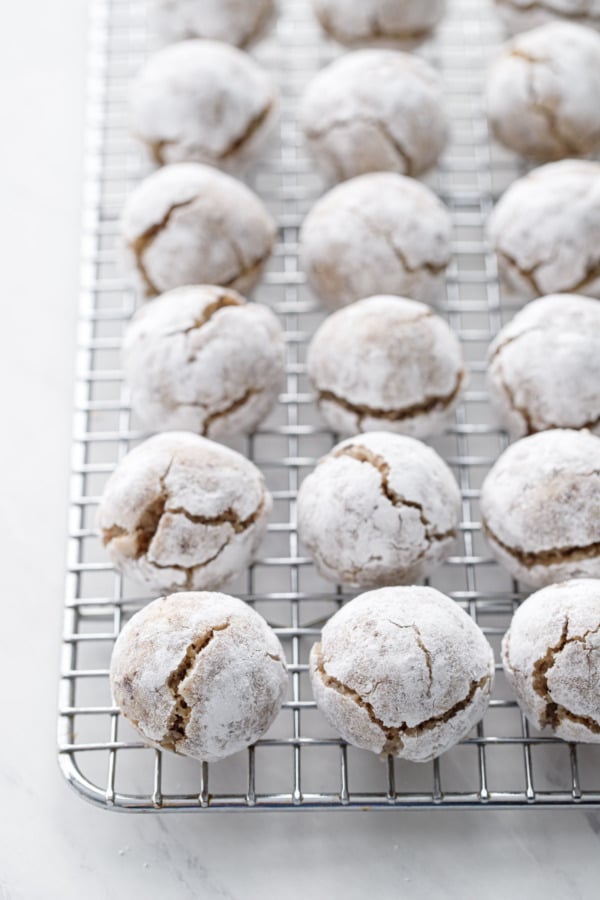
130, 40, 278, 169
480, 429, 600, 588
307, 295, 466, 437
310, 586, 494, 761
300, 49, 448, 182
487, 294, 600, 437
503, 579, 600, 741
98, 432, 272, 593
301, 173, 451, 310
153, 0, 275, 47
311, 0, 446, 47
121, 162, 276, 297
486, 23, 600, 162
111, 591, 287, 761
494, 0, 600, 34
488, 160, 600, 300
123, 285, 285, 438
297, 432, 461, 587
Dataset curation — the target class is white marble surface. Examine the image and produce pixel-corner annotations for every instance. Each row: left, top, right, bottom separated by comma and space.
1, 1, 600, 897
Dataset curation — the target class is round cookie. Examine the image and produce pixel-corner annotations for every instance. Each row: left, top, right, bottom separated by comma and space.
486, 23, 600, 162
111, 591, 288, 761
130, 40, 278, 169
311, 0, 446, 47
487, 294, 600, 437
98, 432, 272, 594
153, 0, 275, 47
121, 162, 276, 298
123, 285, 285, 438
494, 0, 600, 34
488, 160, 600, 300
300, 49, 448, 182
310, 586, 494, 761
480, 429, 600, 588
301, 172, 451, 310
297, 431, 461, 587
307, 295, 466, 438
502, 579, 600, 742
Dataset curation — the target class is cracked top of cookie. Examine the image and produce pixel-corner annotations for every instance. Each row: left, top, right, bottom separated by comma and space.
486, 22, 600, 162
487, 293, 600, 437
502, 578, 600, 741
130, 39, 278, 169
489, 159, 600, 299
481, 429, 600, 559
110, 591, 287, 761
121, 162, 276, 297
300, 48, 448, 181
123, 284, 285, 438
153, 0, 275, 48
310, 585, 494, 760
300, 172, 451, 310
311, 0, 445, 46
495, 0, 600, 34
307, 294, 466, 438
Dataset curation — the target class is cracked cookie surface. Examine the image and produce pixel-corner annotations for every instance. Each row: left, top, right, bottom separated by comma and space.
301, 172, 451, 310
123, 285, 285, 438
311, 0, 445, 47
98, 431, 272, 594
110, 591, 288, 761
297, 431, 461, 588
495, 0, 600, 34
121, 162, 276, 298
153, 0, 275, 47
307, 295, 466, 438
486, 23, 600, 162
300, 49, 448, 182
131, 40, 278, 171
480, 429, 600, 588
488, 159, 600, 300
486, 293, 600, 437
310, 586, 494, 761
502, 579, 600, 742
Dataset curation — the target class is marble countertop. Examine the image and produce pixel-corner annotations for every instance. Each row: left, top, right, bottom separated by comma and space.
1, 2, 599, 897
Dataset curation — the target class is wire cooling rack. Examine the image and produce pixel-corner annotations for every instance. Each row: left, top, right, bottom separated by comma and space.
58, 0, 600, 811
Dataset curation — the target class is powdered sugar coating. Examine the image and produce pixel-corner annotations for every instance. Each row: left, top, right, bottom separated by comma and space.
121, 162, 276, 298
130, 40, 278, 170
153, 0, 275, 47
488, 160, 600, 300
301, 173, 452, 310
310, 586, 494, 761
311, 0, 445, 47
307, 295, 467, 438
495, 0, 600, 34
98, 432, 272, 593
297, 431, 461, 587
502, 579, 600, 742
300, 49, 448, 182
123, 285, 285, 437
481, 429, 600, 588
111, 591, 288, 761
487, 294, 600, 437
486, 23, 600, 162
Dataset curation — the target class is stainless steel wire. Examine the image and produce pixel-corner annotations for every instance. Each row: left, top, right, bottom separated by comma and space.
58, 0, 600, 811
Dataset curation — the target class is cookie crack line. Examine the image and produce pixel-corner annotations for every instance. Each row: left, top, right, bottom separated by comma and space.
332, 443, 456, 545
129, 198, 197, 296
314, 646, 490, 756
202, 387, 261, 437
349, 205, 449, 276
388, 621, 433, 696
315, 6, 432, 44
483, 518, 600, 569
160, 621, 231, 752
165, 292, 243, 337
520, 56, 581, 157
317, 368, 465, 428
497, 0, 600, 25
306, 116, 414, 176
530, 616, 600, 733
496, 247, 600, 297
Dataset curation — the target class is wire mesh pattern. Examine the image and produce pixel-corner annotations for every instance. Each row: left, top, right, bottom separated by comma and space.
58, 0, 600, 811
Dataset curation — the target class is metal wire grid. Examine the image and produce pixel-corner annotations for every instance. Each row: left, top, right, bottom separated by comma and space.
58, 0, 600, 812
